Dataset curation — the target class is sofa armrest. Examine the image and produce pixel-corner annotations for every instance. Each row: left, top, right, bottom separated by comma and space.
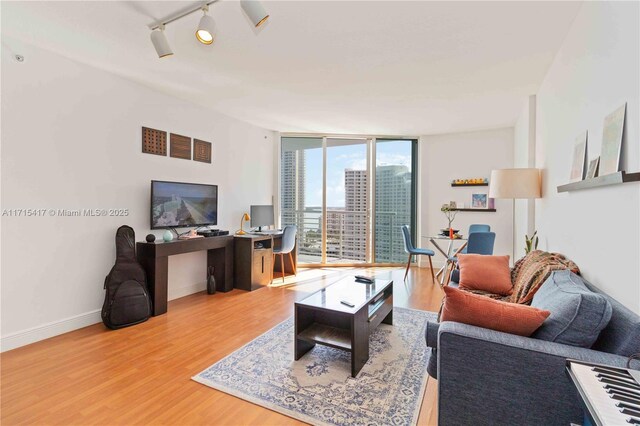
436, 321, 635, 426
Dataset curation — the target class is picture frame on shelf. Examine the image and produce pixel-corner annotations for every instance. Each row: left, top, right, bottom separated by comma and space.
471, 193, 488, 209
586, 157, 600, 179
599, 103, 626, 176
569, 131, 588, 182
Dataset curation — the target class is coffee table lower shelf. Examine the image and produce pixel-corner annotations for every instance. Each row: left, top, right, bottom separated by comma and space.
297, 323, 352, 351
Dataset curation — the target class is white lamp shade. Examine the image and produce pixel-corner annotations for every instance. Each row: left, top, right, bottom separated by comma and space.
489, 168, 541, 199
196, 14, 217, 45
150, 29, 173, 58
241, 0, 270, 28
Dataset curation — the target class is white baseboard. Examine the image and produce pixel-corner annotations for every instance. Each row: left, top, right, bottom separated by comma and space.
1, 283, 207, 353
1, 309, 102, 353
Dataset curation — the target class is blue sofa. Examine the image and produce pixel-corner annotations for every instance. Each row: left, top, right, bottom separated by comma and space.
426, 271, 640, 426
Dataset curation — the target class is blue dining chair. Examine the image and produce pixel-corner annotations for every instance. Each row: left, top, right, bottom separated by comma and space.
458, 224, 491, 254
446, 231, 496, 285
273, 225, 297, 283
401, 225, 435, 282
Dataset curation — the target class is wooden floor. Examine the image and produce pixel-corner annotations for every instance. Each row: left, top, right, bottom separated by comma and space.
1, 267, 442, 425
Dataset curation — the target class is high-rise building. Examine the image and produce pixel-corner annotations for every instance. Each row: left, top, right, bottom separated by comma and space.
280, 149, 306, 230
375, 165, 412, 263
343, 169, 368, 261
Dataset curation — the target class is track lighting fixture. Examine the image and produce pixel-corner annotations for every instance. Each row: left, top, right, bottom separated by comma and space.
150, 25, 173, 58
196, 6, 217, 45
148, 0, 271, 59
240, 0, 270, 28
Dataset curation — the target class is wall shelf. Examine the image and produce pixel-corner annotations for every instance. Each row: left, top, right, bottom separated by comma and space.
451, 183, 488, 187
451, 208, 496, 212
557, 171, 640, 193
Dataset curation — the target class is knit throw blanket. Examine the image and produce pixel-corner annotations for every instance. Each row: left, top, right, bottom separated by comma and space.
509, 250, 580, 305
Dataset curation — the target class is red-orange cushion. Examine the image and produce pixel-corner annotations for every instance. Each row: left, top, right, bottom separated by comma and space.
458, 254, 513, 296
441, 286, 550, 336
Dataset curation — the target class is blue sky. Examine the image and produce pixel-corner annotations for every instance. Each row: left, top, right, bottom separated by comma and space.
305, 140, 412, 207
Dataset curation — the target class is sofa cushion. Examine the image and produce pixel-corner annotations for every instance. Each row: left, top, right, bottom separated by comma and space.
531, 271, 612, 348
441, 286, 550, 336
458, 254, 513, 296
583, 280, 640, 356
510, 250, 580, 304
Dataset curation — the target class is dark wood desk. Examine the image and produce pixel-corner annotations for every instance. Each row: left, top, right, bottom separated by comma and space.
137, 235, 234, 316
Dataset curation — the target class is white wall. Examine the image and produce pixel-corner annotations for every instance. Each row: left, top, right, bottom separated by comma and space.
513, 95, 537, 259
419, 128, 514, 268
0, 39, 276, 350
533, 2, 640, 313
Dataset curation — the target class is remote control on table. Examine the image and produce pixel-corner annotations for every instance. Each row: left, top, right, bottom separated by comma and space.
340, 300, 355, 307
354, 275, 375, 284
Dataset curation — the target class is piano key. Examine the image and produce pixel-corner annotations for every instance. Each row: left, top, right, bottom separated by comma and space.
606, 384, 640, 397
626, 418, 640, 425
594, 366, 634, 379
598, 373, 639, 386
617, 402, 640, 411
613, 394, 640, 405
600, 377, 640, 390
609, 391, 640, 403
621, 408, 640, 418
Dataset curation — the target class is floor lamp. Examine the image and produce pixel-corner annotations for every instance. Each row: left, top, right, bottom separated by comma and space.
488, 168, 542, 262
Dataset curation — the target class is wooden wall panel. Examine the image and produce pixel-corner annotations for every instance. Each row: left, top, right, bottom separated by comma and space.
142, 127, 167, 156
170, 134, 191, 160
194, 139, 212, 163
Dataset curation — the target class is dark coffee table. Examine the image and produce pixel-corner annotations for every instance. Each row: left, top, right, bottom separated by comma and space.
294, 277, 393, 377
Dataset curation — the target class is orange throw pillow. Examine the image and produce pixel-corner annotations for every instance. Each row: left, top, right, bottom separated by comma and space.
458, 254, 513, 296
441, 286, 550, 336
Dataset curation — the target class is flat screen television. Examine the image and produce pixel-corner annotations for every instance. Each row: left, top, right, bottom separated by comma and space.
150, 180, 218, 229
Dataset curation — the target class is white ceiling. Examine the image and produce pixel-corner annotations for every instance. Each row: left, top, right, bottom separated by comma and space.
2, 1, 582, 135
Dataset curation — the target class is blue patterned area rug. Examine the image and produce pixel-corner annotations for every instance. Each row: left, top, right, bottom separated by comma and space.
192, 307, 436, 426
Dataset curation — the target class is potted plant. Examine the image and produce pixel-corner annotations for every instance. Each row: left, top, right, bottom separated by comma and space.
441, 205, 458, 238
525, 231, 539, 254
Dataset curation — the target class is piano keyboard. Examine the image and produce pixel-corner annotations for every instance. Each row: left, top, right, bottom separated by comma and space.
567, 360, 640, 426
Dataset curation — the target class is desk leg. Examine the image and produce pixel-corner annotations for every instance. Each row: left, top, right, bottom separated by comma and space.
144, 256, 168, 316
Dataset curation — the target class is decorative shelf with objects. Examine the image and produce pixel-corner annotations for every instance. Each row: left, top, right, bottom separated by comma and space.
451, 178, 489, 187
557, 171, 640, 193
451, 183, 488, 187
451, 208, 496, 212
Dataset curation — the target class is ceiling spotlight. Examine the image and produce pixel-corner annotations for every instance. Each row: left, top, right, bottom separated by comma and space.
240, 0, 269, 28
150, 25, 173, 58
196, 6, 217, 45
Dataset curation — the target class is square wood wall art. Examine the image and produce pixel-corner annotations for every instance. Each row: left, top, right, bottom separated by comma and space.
193, 139, 212, 163
170, 133, 191, 160
142, 127, 167, 156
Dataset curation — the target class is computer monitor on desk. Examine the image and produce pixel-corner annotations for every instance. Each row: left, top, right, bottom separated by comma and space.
250, 205, 275, 232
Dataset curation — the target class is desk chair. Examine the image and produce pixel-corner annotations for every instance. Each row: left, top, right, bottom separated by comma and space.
401, 225, 436, 282
272, 225, 297, 283
445, 231, 496, 285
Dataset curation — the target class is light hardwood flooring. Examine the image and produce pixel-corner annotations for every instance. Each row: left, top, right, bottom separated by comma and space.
1, 266, 442, 425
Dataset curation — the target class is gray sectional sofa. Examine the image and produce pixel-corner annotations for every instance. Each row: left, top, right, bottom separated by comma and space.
426, 270, 640, 426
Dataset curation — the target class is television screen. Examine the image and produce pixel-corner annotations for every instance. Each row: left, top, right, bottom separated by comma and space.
151, 180, 218, 229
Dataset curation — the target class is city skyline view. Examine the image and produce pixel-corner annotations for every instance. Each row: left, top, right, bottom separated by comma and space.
281, 138, 415, 264
303, 141, 412, 208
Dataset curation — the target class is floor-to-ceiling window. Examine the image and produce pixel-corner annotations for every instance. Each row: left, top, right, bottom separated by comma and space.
281, 136, 417, 266
374, 139, 417, 263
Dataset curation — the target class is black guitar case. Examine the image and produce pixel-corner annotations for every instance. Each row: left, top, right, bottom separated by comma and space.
101, 225, 152, 329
